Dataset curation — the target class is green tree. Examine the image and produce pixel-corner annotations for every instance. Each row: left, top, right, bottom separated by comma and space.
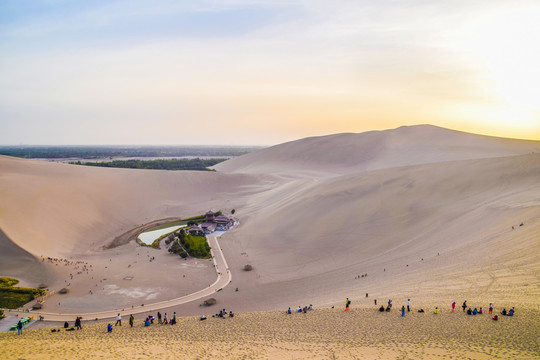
169, 241, 182, 254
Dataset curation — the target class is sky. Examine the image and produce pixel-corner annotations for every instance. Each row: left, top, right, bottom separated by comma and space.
1, 0, 539, 145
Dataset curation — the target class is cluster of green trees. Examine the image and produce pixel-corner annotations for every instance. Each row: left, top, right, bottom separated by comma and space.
183, 233, 211, 259
70, 158, 226, 171
0, 277, 44, 309
168, 239, 189, 258
167, 229, 211, 259
167, 233, 188, 258
0, 145, 262, 159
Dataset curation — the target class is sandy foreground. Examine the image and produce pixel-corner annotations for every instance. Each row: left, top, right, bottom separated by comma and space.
1, 308, 538, 360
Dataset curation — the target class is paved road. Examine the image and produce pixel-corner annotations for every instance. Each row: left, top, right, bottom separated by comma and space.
3, 235, 231, 322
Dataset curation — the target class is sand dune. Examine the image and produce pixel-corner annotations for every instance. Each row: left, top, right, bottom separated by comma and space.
207, 153, 540, 313
214, 125, 540, 176
0, 125, 539, 321
232, 154, 540, 281
0, 156, 280, 307
0, 156, 276, 257
0, 229, 51, 286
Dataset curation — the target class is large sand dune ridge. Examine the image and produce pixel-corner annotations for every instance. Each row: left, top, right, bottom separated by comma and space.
0, 125, 539, 315
214, 125, 540, 176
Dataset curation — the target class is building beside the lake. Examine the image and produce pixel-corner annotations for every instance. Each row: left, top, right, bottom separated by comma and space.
199, 211, 235, 233
200, 222, 217, 234
215, 215, 234, 230
205, 211, 215, 222
187, 226, 205, 236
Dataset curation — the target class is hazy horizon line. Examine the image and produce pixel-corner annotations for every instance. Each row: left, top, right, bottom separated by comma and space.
0, 144, 269, 148
2, 123, 540, 147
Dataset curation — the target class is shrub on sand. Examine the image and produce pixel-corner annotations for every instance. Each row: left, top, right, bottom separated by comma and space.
203, 298, 216, 306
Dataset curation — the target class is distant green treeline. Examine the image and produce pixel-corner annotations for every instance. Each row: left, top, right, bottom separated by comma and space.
70, 158, 226, 171
0, 145, 262, 159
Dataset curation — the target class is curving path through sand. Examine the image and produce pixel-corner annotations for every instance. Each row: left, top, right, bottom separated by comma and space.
5, 235, 231, 322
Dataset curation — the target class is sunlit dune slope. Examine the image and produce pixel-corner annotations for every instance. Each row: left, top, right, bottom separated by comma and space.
214, 125, 540, 176
0, 155, 276, 258
218, 153, 540, 308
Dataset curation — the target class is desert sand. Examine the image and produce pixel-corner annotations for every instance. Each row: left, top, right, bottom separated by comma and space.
1, 308, 538, 359
0, 125, 539, 358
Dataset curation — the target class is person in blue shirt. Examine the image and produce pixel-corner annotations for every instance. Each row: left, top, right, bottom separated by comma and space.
508, 308, 514, 316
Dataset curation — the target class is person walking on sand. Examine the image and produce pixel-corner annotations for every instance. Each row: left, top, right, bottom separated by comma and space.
157, 312, 162, 324
345, 298, 351, 311
462, 300, 467, 312
489, 302, 493, 315
452, 301, 456, 313
407, 299, 411, 312
129, 314, 134, 327
115, 313, 121, 326
75, 317, 82, 330
17, 320, 23, 335
401, 305, 405, 317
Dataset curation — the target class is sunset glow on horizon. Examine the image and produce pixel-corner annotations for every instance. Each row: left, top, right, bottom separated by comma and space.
1, 0, 539, 145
